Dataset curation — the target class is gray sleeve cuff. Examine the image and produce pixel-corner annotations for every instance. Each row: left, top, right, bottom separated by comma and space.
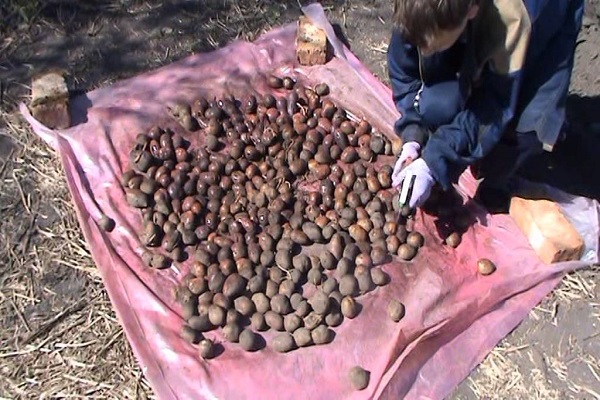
398, 123, 429, 146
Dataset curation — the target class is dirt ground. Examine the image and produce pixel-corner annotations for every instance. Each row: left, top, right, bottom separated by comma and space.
1, 0, 599, 398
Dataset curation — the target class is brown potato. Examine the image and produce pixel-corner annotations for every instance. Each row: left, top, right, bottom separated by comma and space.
349, 224, 368, 242
355, 266, 374, 294
388, 299, 406, 322
265, 310, 284, 331
340, 147, 359, 163
248, 275, 266, 294
289, 158, 308, 175
226, 309, 240, 325
188, 314, 212, 332
320, 250, 337, 270
181, 325, 201, 344
339, 275, 359, 297
222, 273, 247, 299
271, 332, 296, 353
295, 300, 311, 318
267, 75, 284, 89
197, 292, 214, 306
208, 305, 226, 327
303, 312, 323, 330
477, 258, 496, 275
293, 327, 313, 347
406, 231, 424, 248
322, 277, 338, 295
341, 296, 359, 319
371, 247, 389, 266
284, 313, 303, 333
293, 254, 311, 272
386, 235, 401, 254
349, 366, 370, 390
302, 221, 323, 243
212, 292, 231, 309
265, 279, 279, 298
275, 251, 293, 271
446, 232, 462, 248
328, 233, 345, 260
308, 290, 330, 315
325, 310, 343, 327
188, 277, 208, 295
270, 294, 292, 315
279, 279, 296, 297
126, 188, 149, 208
398, 244, 417, 261
311, 325, 333, 345
283, 76, 296, 90
288, 293, 303, 310
198, 339, 215, 359
314, 83, 330, 96
355, 253, 372, 269
269, 266, 284, 283
290, 229, 310, 246
207, 270, 226, 293
234, 296, 255, 317
371, 268, 389, 286
252, 292, 271, 314
343, 244, 361, 262
223, 323, 241, 342
251, 312, 268, 332
99, 214, 115, 232
307, 268, 323, 285
239, 329, 259, 352
181, 300, 197, 321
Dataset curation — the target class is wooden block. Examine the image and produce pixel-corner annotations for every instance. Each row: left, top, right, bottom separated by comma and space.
30, 70, 71, 129
509, 197, 584, 264
296, 16, 329, 66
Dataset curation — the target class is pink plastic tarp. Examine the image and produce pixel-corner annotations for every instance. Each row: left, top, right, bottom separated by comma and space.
20, 4, 599, 399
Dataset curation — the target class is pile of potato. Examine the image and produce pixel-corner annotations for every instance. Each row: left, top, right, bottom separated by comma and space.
120, 76, 422, 364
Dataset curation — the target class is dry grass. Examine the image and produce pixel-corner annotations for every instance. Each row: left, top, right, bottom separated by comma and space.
455, 266, 600, 400
0, 0, 42, 31
0, 110, 154, 398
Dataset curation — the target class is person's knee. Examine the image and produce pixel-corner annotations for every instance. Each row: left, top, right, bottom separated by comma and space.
418, 81, 463, 127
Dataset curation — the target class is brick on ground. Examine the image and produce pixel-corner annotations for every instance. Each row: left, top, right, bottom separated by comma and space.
30, 70, 71, 129
509, 196, 584, 264
296, 16, 329, 66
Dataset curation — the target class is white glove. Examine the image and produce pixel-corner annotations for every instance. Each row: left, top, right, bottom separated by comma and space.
392, 142, 421, 185
392, 158, 435, 209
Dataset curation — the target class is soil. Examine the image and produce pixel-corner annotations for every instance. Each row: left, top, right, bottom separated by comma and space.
0, 0, 599, 398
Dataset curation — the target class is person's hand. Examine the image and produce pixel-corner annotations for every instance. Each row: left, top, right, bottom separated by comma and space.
392, 141, 421, 185
393, 158, 435, 209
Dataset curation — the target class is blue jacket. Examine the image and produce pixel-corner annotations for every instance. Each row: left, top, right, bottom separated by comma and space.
388, 0, 584, 189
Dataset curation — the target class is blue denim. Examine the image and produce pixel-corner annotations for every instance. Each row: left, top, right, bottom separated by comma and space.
416, 80, 465, 128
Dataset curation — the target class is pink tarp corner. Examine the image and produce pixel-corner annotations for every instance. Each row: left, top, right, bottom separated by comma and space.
19, 4, 599, 399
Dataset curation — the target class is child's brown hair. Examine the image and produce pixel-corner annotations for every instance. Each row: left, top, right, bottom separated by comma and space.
393, 0, 476, 47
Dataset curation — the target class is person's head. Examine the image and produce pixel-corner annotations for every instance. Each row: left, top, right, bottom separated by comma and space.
393, 0, 479, 56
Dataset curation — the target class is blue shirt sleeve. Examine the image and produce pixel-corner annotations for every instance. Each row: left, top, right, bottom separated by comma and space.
387, 30, 428, 144
421, 68, 523, 190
